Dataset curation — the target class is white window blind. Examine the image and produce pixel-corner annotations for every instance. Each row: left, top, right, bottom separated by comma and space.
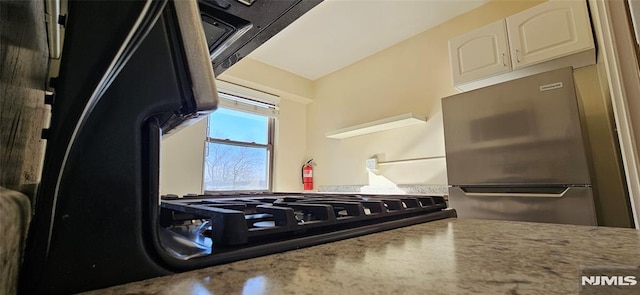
215, 80, 280, 118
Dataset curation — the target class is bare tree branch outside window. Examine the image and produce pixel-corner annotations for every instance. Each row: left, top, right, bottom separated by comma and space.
203, 110, 270, 192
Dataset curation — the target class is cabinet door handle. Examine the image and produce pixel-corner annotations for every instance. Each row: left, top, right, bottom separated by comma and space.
515, 49, 521, 63
501, 53, 506, 66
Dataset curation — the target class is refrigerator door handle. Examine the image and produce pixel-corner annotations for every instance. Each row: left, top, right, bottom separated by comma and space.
461, 187, 570, 198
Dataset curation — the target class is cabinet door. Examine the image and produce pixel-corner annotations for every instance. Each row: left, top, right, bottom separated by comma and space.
449, 20, 511, 85
506, 0, 593, 70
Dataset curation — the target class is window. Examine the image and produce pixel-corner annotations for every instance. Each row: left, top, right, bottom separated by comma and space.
203, 107, 274, 192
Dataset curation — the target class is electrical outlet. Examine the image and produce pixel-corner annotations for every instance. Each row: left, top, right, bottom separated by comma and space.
366, 158, 378, 171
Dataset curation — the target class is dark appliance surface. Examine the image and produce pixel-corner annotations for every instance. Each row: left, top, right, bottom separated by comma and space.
198, 0, 323, 75
18, 0, 455, 294
19, 0, 319, 294
158, 193, 455, 266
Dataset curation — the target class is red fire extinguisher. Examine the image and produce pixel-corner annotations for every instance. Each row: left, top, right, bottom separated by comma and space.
302, 159, 314, 190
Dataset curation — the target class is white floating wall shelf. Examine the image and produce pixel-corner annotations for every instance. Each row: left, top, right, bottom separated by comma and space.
325, 113, 426, 139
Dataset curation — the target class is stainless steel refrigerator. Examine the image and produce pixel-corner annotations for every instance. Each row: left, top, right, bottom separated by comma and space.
442, 67, 597, 225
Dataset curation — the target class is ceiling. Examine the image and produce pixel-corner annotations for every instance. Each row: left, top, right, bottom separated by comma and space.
248, 0, 488, 80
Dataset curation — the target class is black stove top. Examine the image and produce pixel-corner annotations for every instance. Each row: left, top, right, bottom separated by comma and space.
19, 0, 450, 292
159, 193, 455, 261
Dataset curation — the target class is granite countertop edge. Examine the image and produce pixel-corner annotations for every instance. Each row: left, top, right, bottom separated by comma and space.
82, 218, 640, 295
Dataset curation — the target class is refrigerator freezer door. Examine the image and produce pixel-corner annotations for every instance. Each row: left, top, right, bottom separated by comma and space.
442, 67, 592, 185
448, 186, 597, 225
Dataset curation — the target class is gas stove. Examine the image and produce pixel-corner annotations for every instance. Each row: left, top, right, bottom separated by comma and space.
158, 193, 455, 263
18, 0, 454, 293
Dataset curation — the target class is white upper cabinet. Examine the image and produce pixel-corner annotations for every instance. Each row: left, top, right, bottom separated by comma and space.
506, 0, 594, 70
449, 0, 595, 90
449, 20, 511, 84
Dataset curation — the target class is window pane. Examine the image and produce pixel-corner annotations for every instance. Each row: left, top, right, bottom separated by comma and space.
203, 143, 268, 191
208, 108, 268, 144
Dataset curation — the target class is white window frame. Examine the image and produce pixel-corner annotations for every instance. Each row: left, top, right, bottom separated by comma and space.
202, 81, 279, 193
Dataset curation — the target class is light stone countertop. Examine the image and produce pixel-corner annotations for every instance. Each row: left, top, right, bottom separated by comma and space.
82, 218, 640, 295
317, 184, 449, 195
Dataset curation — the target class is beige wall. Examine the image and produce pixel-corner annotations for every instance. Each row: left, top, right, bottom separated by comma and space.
306, 0, 542, 188
221, 58, 312, 192
221, 58, 314, 103
158, 0, 633, 226
160, 118, 207, 196
304, 0, 630, 226
159, 100, 309, 194
158, 0, 545, 195
272, 99, 308, 191
159, 58, 312, 194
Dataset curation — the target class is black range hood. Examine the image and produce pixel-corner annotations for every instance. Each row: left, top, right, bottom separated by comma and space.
199, 0, 322, 75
